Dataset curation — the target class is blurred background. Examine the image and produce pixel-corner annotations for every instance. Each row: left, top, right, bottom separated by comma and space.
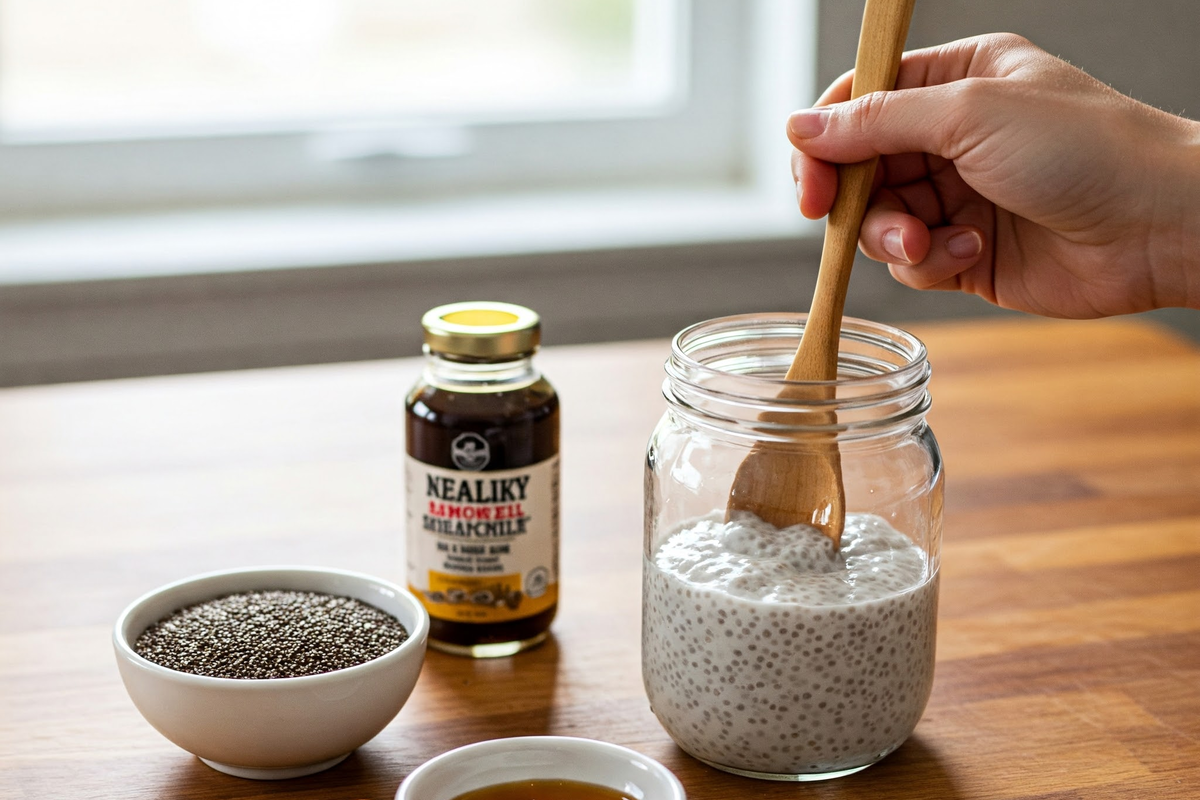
1, 0, 1197, 386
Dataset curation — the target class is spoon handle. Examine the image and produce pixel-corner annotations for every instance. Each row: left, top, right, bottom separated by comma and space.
788, 0, 916, 382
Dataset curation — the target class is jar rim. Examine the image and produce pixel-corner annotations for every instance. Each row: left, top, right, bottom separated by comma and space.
669, 313, 927, 390
663, 314, 931, 439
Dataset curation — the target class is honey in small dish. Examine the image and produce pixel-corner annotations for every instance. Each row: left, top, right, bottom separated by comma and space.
451, 779, 634, 800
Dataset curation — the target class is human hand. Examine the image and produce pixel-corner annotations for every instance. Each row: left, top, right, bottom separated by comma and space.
789, 33, 1200, 317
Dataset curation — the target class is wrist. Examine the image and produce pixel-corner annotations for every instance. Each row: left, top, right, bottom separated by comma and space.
1150, 117, 1200, 310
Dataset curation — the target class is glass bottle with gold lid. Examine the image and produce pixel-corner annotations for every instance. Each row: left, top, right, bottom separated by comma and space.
405, 301, 560, 657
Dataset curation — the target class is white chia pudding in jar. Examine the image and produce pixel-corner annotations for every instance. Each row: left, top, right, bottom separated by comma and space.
642, 511, 938, 778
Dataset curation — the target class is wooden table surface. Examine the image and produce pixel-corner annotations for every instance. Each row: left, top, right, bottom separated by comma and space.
2, 317, 1198, 800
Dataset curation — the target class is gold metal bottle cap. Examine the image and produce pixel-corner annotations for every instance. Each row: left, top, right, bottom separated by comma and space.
421, 301, 541, 360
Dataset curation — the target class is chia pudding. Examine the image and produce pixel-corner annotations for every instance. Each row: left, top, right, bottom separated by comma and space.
642, 511, 938, 778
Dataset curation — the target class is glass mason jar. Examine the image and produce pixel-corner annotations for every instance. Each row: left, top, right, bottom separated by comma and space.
642, 313, 942, 781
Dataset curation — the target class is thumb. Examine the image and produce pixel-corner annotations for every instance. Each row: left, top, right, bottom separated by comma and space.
787, 84, 972, 164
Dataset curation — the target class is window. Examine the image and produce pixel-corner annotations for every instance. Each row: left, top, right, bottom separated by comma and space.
3, 0, 677, 136
0, 0, 820, 385
0, 0, 817, 278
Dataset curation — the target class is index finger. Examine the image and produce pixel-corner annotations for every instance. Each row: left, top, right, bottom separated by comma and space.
815, 69, 855, 107
811, 36, 1003, 109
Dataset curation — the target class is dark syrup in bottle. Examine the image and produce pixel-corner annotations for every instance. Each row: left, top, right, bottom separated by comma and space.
405, 302, 560, 658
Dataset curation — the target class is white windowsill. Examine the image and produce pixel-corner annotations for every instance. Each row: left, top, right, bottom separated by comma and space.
0, 187, 820, 286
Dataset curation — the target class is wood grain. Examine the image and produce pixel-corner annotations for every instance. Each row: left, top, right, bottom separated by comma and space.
1, 318, 1198, 799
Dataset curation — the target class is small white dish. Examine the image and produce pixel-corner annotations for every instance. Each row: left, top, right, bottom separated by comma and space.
396, 736, 687, 800
113, 565, 429, 780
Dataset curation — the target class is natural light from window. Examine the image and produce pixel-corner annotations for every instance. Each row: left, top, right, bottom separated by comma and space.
0, 0, 819, 285
0, 0, 681, 139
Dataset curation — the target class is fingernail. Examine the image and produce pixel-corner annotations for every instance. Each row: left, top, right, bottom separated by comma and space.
795, 181, 804, 212
882, 227, 910, 264
947, 230, 983, 258
788, 108, 830, 139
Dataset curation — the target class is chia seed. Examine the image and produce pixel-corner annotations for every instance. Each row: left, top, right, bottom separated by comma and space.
134, 589, 409, 679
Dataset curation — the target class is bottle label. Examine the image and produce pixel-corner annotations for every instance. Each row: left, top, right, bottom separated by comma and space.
405, 454, 559, 624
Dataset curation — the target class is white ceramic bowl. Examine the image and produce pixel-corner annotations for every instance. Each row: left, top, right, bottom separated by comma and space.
396, 736, 687, 800
113, 566, 429, 780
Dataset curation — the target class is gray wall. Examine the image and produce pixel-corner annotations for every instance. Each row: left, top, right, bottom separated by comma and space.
821, 0, 1200, 117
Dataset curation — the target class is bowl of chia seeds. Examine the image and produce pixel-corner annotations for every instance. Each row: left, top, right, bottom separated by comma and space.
113, 566, 429, 780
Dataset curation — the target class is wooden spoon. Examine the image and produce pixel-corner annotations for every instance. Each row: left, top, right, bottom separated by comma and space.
726, 0, 915, 548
